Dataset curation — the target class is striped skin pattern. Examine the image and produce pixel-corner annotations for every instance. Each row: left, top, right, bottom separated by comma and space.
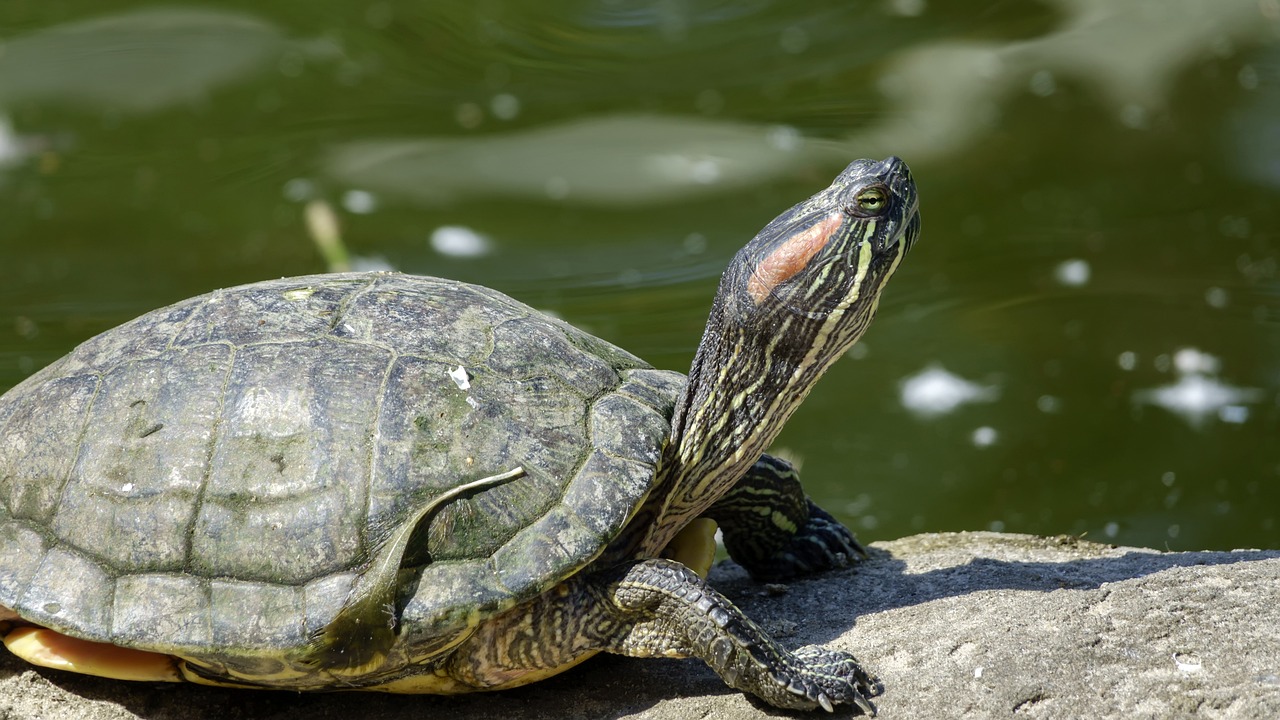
638, 157, 919, 560
706, 454, 867, 581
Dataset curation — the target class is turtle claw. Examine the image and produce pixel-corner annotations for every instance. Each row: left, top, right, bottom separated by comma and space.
788, 645, 878, 715
802, 502, 867, 562
846, 530, 870, 560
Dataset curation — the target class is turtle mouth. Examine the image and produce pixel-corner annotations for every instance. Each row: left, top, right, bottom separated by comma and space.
876, 156, 920, 255
898, 206, 921, 252
865, 198, 919, 258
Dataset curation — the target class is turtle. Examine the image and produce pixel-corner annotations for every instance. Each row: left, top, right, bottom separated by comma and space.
0, 156, 919, 713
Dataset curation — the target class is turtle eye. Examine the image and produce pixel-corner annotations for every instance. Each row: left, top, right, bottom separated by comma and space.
846, 186, 889, 217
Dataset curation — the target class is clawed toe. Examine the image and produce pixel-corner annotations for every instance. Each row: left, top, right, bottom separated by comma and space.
784, 645, 878, 715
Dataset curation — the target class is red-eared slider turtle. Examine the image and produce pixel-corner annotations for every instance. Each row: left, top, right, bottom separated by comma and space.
0, 157, 918, 712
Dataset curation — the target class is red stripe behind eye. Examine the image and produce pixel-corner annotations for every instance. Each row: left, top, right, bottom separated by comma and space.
746, 212, 844, 305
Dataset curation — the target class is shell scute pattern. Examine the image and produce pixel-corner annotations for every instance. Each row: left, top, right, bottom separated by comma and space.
209, 580, 305, 650
111, 573, 211, 652
370, 361, 591, 565
51, 344, 230, 575
301, 572, 358, 640
329, 280, 510, 365
188, 337, 389, 585
172, 277, 366, 349
55, 299, 203, 378
0, 272, 678, 661
17, 546, 111, 636
0, 524, 45, 609
615, 368, 687, 412
0, 373, 98, 524
487, 317, 625, 397
561, 451, 653, 539
589, 393, 669, 464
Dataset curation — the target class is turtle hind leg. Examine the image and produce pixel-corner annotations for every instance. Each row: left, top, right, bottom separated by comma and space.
2, 625, 181, 682
706, 454, 866, 581
442, 558, 877, 713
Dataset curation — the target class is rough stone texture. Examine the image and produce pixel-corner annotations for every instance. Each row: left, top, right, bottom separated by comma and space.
2, 531, 1277, 719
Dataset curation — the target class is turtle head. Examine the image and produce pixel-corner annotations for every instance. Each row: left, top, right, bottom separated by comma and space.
652, 158, 918, 543
696, 156, 919, 415
727, 156, 918, 328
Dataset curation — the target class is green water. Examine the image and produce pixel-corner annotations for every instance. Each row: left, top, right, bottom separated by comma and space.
1, 1, 1277, 552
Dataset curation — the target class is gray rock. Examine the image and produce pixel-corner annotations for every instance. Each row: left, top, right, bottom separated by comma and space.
2, 532, 1277, 719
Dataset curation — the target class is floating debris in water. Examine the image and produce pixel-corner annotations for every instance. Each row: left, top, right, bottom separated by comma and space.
430, 225, 491, 258
899, 365, 999, 418
1171, 347, 1221, 375
971, 426, 998, 447
1036, 395, 1062, 414
1133, 347, 1263, 428
342, 189, 377, 214
1134, 373, 1263, 428
283, 177, 316, 202
1054, 258, 1091, 287
490, 93, 520, 121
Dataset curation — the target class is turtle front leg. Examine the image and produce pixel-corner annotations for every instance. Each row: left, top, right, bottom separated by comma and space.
705, 454, 866, 581
444, 559, 876, 713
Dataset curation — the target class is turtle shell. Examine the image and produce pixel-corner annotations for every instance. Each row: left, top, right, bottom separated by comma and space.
0, 272, 684, 678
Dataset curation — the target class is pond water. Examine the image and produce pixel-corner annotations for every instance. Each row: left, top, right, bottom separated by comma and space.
1, 1, 1278, 552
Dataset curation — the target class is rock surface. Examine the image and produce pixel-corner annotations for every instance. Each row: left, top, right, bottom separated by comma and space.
2, 532, 1277, 719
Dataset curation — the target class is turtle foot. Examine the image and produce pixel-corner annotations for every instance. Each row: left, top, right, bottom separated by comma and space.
606, 559, 878, 713
775, 645, 879, 714
740, 501, 867, 582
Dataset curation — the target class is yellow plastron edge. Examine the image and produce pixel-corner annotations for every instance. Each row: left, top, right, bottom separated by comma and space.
3, 626, 181, 682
